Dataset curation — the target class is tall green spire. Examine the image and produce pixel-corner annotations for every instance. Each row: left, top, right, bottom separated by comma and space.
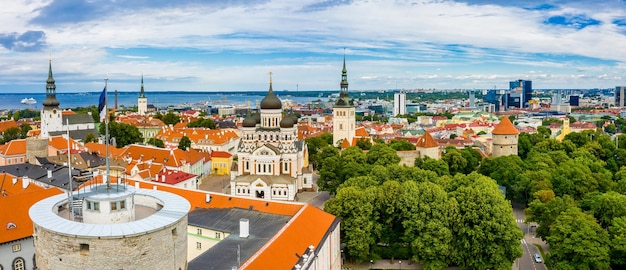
335, 51, 352, 107
43, 60, 60, 108
139, 74, 146, 98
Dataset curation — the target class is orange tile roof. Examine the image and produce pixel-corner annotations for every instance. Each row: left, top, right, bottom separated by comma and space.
156, 128, 239, 146
243, 205, 338, 269
0, 139, 26, 156
121, 144, 203, 167
84, 142, 125, 158
48, 136, 82, 152
492, 117, 519, 135
340, 138, 351, 149
0, 174, 63, 243
415, 132, 439, 148
355, 126, 369, 137
61, 110, 76, 115
0, 120, 18, 133
211, 151, 232, 158
153, 169, 196, 185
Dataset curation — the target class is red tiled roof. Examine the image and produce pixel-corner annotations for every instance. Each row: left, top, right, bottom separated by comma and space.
0, 174, 63, 243
0, 139, 26, 156
492, 117, 519, 135
210, 151, 232, 158
415, 132, 439, 148
0, 120, 18, 133
153, 169, 195, 185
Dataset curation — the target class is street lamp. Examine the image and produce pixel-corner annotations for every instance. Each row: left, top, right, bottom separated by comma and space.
399, 260, 402, 270
369, 260, 373, 269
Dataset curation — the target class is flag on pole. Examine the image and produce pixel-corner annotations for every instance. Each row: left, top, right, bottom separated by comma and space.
98, 86, 107, 122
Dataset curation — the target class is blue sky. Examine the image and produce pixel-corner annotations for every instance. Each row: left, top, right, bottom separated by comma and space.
2, 0, 626, 93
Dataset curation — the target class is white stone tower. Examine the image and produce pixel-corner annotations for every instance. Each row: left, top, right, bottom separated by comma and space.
416, 131, 440, 159
40, 60, 62, 138
138, 74, 148, 115
29, 181, 190, 270
491, 116, 519, 157
333, 54, 356, 147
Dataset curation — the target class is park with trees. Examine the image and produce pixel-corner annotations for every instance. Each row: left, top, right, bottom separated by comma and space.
308, 126, 626, 269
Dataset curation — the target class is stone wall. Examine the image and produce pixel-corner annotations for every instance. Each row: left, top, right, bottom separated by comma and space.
34, 217, 187, 270
396, 150, 420, 167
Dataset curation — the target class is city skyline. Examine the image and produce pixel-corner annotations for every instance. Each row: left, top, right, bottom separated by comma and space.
2, 0, 626, 93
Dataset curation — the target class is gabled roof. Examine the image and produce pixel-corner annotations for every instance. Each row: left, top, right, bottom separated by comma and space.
0, 173, 63, 243
153, 169, 195, 185
492, 117, 519, 135
415, 132, 439, 148
0, 120, 18, 133
120, 144, 203, 167
0, 139, 26, 156
48, 135, 82, 152
355, 126, 369, 137
84, 142, 125, 158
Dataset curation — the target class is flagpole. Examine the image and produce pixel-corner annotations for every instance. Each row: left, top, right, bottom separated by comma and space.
104, 78, 111, 189
67, 119, 73, 221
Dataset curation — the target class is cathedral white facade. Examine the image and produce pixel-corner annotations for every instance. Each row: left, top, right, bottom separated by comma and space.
230, 76, 313, 201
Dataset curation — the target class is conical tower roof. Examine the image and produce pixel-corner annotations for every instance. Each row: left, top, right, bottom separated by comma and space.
416, 131, 439, 148
42, 60, 60, 108
492, 117, 519, 135
139, 74, 146, 98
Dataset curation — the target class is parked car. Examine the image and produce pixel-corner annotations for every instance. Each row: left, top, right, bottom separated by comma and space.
534, 253, 543, 263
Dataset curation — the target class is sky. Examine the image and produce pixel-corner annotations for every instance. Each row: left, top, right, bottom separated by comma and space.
2, 0, 626, 93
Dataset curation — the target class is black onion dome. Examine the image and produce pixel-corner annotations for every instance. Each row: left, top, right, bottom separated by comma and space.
288, 113, 298, 123
242, 115, 257, 127
260, 86, 282, 109
280, 116, 295, 128
253, 113, 261, 124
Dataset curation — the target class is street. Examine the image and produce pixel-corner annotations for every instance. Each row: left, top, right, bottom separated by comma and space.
512, 206, 547, 270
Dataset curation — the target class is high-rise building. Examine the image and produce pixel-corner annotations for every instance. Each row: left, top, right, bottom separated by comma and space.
332, 54, 355, 147
138, 75, 148, 115
616, 86, 626, 107
509, 80, 532, 108
393, 91, 406, 116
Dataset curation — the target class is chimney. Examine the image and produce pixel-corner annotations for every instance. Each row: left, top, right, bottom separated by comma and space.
205, 193, 212, 203
12, 177, 17, 185
239, 218, 249, 238
161, 174, 166, 182
47, 169, 52, 178
22, 177, 29, 189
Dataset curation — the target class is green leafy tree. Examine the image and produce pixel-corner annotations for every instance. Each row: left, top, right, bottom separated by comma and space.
147, 138, 165, 148
366, 144, 400, 166
314, 146, 339, 171
99, 121, 143, 147
416, 157, 449, 176
318, 156, 343, 194
356, 138, 372, 150
389, 139, 416, 151
547, 207, 610, 270
162, 111, 181, 125
178, 136, 191, 150
449, 173, 523, 269
584, 191, 626, 229
551, 159, 600, 199
1, 127, 22, 144
441, 147, 467, 175
324, 186, 377, 262
609, 216, 626, 267
402, 181, 456, 269
19, 123, 31, 138
526, 195, 577, 238
187, 118, 215, 129
84, 133, 98, 143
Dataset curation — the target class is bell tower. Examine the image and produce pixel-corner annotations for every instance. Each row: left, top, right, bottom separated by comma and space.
40, 60, 62, 138
332, 52, 356, 146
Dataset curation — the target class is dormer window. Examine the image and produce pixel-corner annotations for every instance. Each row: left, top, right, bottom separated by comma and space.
6, 222, 16, 229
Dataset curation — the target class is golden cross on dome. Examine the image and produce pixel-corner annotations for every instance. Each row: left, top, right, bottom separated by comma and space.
269, 71, 273, 85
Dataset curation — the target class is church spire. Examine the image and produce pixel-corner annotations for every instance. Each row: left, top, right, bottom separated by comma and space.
42, 59, 60, 108
335, 51, 352, 107
340, 51, 348, 96
139, 74, 146, 98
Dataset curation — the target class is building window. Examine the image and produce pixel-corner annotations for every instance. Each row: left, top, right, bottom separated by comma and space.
86, 201, 100, 212
119, 200, 125, 209
196, 242, 202, 250
12, 257, 25, 270
12, 244, 20, 252
80, 244, 89, 253
111, 201, 117, 211
197, 228, 202, 235
215, 232, 221, 239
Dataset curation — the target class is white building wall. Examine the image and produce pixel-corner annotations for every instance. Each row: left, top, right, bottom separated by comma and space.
332, 107, 355, 147
40, 108, 62, 138
138, 97, 148, 115
0, 237, 36, 270
393, 92, 406, 116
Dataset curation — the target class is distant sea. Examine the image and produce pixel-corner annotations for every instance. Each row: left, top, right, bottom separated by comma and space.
0, 91, 326, 111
